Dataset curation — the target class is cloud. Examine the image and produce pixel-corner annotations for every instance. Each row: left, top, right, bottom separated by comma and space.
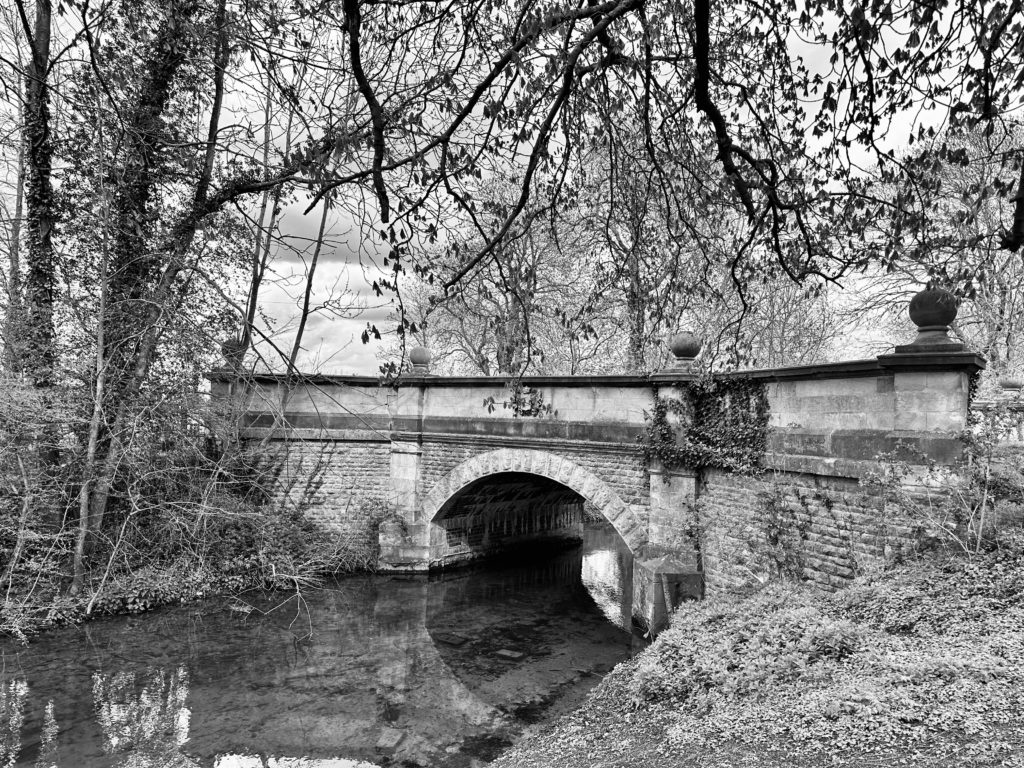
250, 220, 399, 374
246, 195, 439, 375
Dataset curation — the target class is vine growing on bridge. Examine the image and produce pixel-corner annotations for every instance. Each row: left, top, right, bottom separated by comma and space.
482, 380, 554, 418
639, 377, 770, 473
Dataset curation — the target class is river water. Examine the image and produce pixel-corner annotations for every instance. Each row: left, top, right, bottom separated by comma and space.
0, 523, 644, 768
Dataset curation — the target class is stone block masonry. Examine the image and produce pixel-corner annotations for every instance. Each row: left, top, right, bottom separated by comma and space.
690, 349, 983, 594
268, 438, 393, 557
697, 469, 921, 594
420, 440, 649, 511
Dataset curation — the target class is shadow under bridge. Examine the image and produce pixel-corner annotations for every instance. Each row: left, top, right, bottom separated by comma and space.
421, 471, 701, 632
431, 472, 586, 567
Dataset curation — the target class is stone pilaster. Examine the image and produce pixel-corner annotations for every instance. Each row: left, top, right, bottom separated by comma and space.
389, 440, 423, 522
647, 462, 698, 553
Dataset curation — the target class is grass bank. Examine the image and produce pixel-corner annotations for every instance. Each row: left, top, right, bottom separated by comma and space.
494, 535, 1024, 768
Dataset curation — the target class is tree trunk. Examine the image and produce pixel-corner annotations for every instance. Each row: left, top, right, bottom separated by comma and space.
17, 0, 60, 478
103, 0, 199, 403
1002, 159, 1024, 252
86, 0, 229, 542
84, 0, 200, 545
4, 93, 26, 371
21, 0, 55, 388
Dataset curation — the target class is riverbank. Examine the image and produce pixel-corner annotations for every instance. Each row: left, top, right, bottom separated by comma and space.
494, 535, 1024, 768
0, 504, 382, 641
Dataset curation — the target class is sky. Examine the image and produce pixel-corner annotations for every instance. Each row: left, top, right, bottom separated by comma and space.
253, 201, 395, 376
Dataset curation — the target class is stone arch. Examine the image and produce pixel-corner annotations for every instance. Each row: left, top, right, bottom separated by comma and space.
422, 448, 647, 553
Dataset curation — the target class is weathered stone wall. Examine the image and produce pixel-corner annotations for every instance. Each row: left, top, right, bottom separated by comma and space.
648, 466, 697, 554
270, 438, 393, 556
693, 355, 979, 595
420, 441, 481, 490
414, 447, 652, 562
763, 365, 969, 477
419, 442, 648, 508
697, 469, 923, 594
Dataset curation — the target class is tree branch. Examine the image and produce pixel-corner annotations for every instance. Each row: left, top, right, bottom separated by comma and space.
692, 0, 755, 220
343, 0, 390, 223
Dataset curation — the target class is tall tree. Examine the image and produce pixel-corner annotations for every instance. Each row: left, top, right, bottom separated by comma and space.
17, 0, 55, 386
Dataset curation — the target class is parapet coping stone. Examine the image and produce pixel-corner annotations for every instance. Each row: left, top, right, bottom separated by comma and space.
208, 350, 987, 388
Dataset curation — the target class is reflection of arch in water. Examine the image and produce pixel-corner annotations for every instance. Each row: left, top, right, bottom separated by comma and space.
423, 544, 637, 713
579, 524, 636, 631
185, 579, 511, 767
423, 449, 647, 567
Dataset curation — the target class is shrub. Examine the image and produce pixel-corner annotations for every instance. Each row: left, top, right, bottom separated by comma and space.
633, 585, 863, 704
637, 540, 1024, 761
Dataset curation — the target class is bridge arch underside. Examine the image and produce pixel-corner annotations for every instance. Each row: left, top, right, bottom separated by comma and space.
428, 472, 593, 569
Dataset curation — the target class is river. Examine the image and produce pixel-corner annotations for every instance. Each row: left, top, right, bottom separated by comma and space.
0, 523, 645, 768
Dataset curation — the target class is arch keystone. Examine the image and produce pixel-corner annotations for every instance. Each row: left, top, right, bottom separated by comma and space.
511, 451, 528, 472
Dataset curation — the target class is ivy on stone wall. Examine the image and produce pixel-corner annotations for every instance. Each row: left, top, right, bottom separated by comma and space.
639, 377, 770, 472
756, 484, 813, 579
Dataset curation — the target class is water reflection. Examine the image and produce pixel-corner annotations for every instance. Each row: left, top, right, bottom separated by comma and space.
1, 523, 642, 768
215, 757, 378, 767
1, 681, 28, 768
93, 668, 192, 766
33, 703, 57, 768
580, 524, 635, 631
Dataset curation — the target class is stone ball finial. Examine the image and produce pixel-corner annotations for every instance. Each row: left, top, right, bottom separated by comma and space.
909, 288, 957, 329
220, 336, 247, 368
409, 345, 431, 374
897, 288, 963, 353
667, 331, 702, 370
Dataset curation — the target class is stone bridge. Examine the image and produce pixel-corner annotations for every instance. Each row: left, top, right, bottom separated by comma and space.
212, 297, 985, 628
215, 370, 696, 624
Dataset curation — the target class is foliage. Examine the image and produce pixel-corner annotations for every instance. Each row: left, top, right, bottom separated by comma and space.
752, 483, 815, 580
628, 535, 1024, 762
85, 497, 372, 617
87, 562, 207, 616
639, 378, 769, 472
863, 395, 1024, 556
404, 203, 620, 376
633, 586, 863, 704
483, 380, 554, 418
0, 395, 378, 639
852, 124, 1024, 381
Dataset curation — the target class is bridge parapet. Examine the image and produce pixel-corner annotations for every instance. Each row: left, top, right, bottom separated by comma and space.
225, 373, 656, 442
